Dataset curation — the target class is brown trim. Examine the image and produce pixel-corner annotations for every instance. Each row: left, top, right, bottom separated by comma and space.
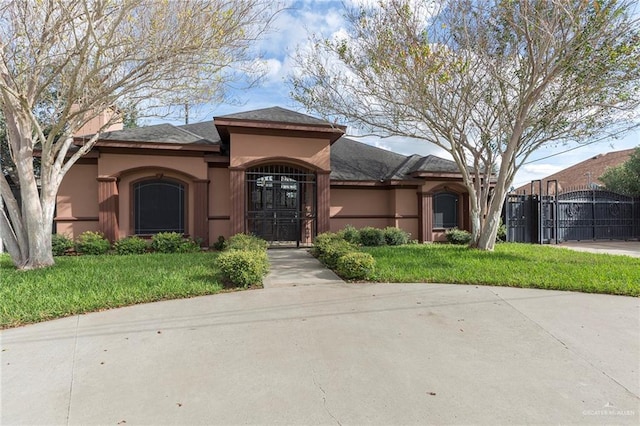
330, 180, 421, 188
235, 156, 330, 173
75, 139, 220, 153
205, 154, 230, 164
229, 169, 245, 234
317, 173, 330, 234
129, 176, 189, 237
214, 119, 346, 143
96, 147, 210, 157
112, 166, 201, 182
418, 192, 433, 243
54, 216, 99, 222
208, 216, 231, 221
75, 157, 98, 165
98, 178, 119, 243
193, 180, 209, 246
331, 182, 420, 190
331, 214, 419, 219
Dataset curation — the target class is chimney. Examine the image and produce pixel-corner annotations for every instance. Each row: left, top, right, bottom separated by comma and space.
72, 105, 124, 137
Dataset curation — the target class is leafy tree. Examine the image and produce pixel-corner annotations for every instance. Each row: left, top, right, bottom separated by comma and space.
0, 0, 276, 269
600, 147, 640, 196
290, 0, 640, 250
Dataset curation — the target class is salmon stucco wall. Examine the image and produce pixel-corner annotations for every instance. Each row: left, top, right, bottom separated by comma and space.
56, 164, 99, 237
208, 167, 231, 239
330, 187, 419, 236
230, 134, 330, 171
100, 153, 208, 239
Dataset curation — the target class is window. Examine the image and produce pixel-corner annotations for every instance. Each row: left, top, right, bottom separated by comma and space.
134, 179, 185, 234
433, 192, 458, 228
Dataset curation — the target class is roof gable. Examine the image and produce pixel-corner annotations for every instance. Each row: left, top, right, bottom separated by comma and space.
216, 106, 333, 127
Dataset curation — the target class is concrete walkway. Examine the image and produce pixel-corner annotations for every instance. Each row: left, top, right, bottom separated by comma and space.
1, 250, 639, 425
263, 249, 344, 288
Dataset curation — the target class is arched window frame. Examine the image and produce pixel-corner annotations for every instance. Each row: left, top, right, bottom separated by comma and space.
433, 191, 459, 229
131, 177, 188, 235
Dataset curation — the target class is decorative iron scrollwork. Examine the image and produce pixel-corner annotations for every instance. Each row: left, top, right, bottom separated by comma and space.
566, 203, 580, 217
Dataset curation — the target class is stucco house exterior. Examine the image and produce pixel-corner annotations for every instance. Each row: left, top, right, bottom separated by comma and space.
57, 107, 471, 246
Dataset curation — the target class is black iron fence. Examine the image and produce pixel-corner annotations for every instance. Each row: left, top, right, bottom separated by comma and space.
504, 182, 639, 243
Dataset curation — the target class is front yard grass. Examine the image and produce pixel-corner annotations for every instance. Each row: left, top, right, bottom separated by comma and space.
0, 252, 224, 328
363, 243, 640, 296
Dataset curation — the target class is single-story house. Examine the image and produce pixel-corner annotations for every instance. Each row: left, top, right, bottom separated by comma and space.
57, 106, 472, 246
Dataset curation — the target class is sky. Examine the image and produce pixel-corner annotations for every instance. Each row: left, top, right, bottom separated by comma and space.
146, 0, 640, 189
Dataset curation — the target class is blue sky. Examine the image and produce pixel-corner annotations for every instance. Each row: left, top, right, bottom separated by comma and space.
147, 0, 640, 189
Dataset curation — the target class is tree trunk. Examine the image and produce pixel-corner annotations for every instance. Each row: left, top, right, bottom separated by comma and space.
15, 143, 55, 269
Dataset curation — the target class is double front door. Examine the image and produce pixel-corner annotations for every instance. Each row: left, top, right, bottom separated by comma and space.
246, 165, 316, 244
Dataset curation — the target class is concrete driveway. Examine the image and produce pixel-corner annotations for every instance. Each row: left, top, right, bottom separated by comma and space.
2, 283, 638, 425
556, 240, 640, 258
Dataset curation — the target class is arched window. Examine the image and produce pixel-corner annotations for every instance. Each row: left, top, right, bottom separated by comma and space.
134, 178, 185, 234
433, 192, 458, 229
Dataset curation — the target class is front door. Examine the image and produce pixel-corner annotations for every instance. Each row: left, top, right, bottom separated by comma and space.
246, 165, 316, 245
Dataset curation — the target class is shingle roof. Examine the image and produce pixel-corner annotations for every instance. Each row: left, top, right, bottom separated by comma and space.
98, 123, 219, 145
330, 137, 411, 181
217, 106, 335, 127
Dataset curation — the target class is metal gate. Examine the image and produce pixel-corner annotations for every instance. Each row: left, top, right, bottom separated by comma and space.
246, 165, 316, 246
505, 183, 639, 243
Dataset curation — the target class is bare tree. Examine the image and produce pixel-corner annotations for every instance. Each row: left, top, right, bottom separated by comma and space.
0, 0, 277, 269
290, 0, 640, 250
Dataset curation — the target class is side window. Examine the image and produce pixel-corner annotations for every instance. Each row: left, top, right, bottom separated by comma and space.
433, 192, 458, 229
134, 179, 185, 234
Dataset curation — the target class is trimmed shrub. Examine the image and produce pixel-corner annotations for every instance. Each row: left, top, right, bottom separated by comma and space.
383, 227, 410, 246
227, 233, 268, 251
312, 232, 344, 257
51, 234, 74, 256
445, 228, 472, 245
318, 239, 357, 269
150, 232, 185, 253
336, 252, 376, 280
75, 231, 111, 255
212, 235, 227, 251
340, 225, 361, 245
218, 249, 269, 287
359, 227, 386, 246
177, 237, 201, 253
113, 236, 148, 255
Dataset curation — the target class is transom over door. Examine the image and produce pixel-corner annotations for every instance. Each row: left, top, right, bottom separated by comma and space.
246, 165, 316, 245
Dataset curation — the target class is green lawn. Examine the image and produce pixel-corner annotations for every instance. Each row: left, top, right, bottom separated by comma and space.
363, 243, 640, 296
0, 252, 224, 328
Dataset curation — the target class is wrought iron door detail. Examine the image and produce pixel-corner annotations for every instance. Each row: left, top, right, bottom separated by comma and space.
246, 164, 317, 245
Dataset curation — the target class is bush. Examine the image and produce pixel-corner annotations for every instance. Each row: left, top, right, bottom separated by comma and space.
51, 234, 74, 256
318, 239, 357, 269
336, 252, 376, 280
177, 237, 201, 253
75, 231, 111, 255
383, 227, 410, 246
312, 232, 344, 257
217, 249, 269, 287
340, 225, 361, 245
227, 233, 268, 251
151, 232, 185, 253
113, 236, 148, 255
445, 228, 472, 245
359, 227, 386, 246
212, 235, 227, 251
496, 222, 507, 242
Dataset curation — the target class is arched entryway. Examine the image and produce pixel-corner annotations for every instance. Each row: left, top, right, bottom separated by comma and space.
246, 164, 317, 245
